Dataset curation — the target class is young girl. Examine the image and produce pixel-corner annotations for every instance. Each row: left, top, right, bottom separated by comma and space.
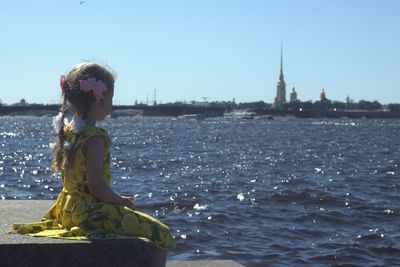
13, 62, 175, 266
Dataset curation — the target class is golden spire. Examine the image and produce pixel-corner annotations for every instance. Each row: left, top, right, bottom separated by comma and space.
279, 44, 284, 81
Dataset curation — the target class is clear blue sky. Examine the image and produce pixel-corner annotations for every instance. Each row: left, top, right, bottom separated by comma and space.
1, 0, 399, 105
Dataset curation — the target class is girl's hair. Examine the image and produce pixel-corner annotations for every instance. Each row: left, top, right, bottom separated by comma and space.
51, 62, 115, 172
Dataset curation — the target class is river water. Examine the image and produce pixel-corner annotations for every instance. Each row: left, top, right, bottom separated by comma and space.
0, 116, 399, 266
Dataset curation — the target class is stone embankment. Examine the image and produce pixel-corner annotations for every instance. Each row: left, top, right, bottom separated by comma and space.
0, 200, 244, 267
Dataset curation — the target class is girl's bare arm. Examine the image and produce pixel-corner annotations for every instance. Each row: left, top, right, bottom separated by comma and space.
85, 135, 136, 210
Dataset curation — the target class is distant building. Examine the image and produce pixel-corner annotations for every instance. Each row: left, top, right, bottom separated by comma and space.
274, 46, 286, 108
189, 101, 211, 107
345, 95, 354, 109
12, 98, 28, 106
319, 88, 327, 101
345, 95, 351, 104
290, 86, 298, 102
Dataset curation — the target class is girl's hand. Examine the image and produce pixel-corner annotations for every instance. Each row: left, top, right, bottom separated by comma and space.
121, 195, 136, 210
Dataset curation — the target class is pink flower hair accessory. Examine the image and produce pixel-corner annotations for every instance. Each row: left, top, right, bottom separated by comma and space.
79, 78, 107, 102
60, 75, 66, 93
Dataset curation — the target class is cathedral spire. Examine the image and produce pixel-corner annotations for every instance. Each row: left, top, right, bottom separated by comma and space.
274, 44, 286, 108
279, 44, 284, 81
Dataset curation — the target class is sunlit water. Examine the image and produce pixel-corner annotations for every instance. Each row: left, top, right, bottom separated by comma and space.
1, 116, 399, 266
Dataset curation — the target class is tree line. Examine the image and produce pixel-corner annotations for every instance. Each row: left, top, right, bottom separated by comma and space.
206, 100, 400, 113
2, 98, 400, 113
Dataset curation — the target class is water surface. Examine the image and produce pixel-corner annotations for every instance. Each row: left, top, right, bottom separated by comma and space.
0, 116, 399, 266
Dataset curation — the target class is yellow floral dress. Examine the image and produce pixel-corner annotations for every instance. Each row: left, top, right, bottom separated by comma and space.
13, 125, 175, 250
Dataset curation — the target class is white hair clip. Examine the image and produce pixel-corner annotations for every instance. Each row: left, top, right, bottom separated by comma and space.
52, 112, 68, 134
70, 115, 87, 134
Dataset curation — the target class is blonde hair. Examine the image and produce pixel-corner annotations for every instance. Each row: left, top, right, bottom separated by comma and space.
51, 62, 115, 172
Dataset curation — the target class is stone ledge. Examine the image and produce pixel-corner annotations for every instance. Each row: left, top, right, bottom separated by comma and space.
0, 200, 244, 267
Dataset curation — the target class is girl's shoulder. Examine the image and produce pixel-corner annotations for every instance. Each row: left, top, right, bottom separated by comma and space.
64, 124, 109, 138
81, 126, 109, 138
64, 125, 111, 148
63, 125, 111, 147
82, 126, 111, 146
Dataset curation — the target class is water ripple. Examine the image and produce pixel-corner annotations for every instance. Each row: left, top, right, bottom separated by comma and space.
1, 116, 400, 266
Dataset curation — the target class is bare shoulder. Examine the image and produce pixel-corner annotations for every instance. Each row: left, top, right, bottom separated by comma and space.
86, 134, 105, 146
84, 135, 105, 157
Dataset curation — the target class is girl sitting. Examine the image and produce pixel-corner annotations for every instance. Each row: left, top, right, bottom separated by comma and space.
13, 62, 175, 267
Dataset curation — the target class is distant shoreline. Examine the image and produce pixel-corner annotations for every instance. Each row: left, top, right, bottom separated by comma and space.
1, 104, 400, 119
